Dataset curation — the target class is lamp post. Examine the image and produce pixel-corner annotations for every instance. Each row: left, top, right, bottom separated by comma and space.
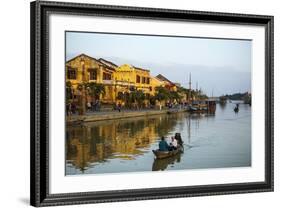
188, 73, 192, 104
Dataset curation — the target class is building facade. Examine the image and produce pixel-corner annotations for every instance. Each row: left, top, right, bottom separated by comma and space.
66, 54, 178, 105
66, 54, 116, 104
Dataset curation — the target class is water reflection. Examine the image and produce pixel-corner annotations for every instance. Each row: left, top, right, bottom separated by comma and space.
66, 113, 185, 173
66, 102, 251, 175
152, 153, 182, 171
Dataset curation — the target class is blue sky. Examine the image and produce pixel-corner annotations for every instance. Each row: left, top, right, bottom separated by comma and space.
66, 31, 251, 96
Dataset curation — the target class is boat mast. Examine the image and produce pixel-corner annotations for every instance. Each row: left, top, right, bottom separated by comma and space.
189, 73, 192, 103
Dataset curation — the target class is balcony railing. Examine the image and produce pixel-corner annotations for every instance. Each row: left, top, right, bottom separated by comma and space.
102, 80, 114, 84
114, 80, 135, 86
100, 80, 150, 87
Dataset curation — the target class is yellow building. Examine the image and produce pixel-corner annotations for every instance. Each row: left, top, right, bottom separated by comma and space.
156, 74, 177, 92
150, 76, 165, 95
66, 53, 179, 105
114, 64, 152, 96
66, 54, 116, 103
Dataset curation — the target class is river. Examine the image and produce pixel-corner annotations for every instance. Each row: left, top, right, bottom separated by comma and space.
66, 101, 251, 175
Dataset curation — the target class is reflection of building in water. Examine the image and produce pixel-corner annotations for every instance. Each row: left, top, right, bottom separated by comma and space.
66, 114, 184, 171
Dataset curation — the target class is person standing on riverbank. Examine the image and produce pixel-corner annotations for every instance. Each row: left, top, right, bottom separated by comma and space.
117, 102, 121, 112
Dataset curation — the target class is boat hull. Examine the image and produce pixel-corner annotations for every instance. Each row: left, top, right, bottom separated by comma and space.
152, 147, 183, 159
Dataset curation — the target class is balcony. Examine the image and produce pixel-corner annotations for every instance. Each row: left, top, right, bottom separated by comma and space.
102, 80, 114, 85
114, 80, 135, 86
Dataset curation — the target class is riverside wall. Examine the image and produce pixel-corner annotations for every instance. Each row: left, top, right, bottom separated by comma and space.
67, 109, 187, 124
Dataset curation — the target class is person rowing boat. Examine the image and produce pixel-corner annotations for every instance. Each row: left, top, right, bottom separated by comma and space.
234, 103, 239, 113
158, 136, 170, 151
153, 135, 184, 159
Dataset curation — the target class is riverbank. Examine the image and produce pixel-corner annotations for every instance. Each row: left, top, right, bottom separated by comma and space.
67, 109, 187, 124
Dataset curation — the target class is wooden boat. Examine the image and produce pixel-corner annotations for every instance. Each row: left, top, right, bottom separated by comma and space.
152, 146, 183, 159
234, 104, 239, 113
188, 100, 216, 114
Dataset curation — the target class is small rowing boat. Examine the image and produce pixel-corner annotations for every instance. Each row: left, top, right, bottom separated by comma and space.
152, 146, 183, 159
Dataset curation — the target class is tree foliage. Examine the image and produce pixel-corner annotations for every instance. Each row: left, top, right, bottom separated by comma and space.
155, 86, 171, 102
66, 81, 73, 103
86, 82, 105, 100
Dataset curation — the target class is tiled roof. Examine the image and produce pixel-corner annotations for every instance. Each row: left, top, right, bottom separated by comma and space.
133, 66, 150, 72
98, 58, 118, 68
156, 74, 175, 86
66, 54, 115, 71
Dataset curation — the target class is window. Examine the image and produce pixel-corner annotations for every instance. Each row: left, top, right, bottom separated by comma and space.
146, 78, 150, 84
67, 67, 77, 80
142, 77, 146, 84
103, 72, 111, 80
136, 75, 140, 83
88, 69, 97, 80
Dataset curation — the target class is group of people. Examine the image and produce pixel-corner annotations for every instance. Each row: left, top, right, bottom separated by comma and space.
166, 101, 189, 110
158, 133, 183, 152
86, 100, 100, 112
66, 100, 101, 116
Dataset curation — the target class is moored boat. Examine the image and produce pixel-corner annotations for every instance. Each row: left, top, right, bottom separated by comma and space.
188, 100, 216, 114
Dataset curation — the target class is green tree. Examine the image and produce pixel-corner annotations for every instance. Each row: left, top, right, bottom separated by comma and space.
149, 95, 156, 106
86, 82, 105, 101
170, 91, 182, 103
128, 90, 145, 109
124, 92, 131, 108
155, 86, 171, 103
66, 81, 73, 104
135, 90, 145, 108
76, 82, 88, 115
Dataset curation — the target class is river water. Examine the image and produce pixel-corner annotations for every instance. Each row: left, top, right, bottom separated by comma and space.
66, 101, 251, 175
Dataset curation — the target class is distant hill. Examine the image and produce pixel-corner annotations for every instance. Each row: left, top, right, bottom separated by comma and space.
225, 92, 249, 100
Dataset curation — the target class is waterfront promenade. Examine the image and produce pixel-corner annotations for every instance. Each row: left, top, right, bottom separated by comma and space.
67, 108, 187, 124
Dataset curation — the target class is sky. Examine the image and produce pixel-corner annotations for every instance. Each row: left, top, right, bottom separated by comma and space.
66, 31, 252, 97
